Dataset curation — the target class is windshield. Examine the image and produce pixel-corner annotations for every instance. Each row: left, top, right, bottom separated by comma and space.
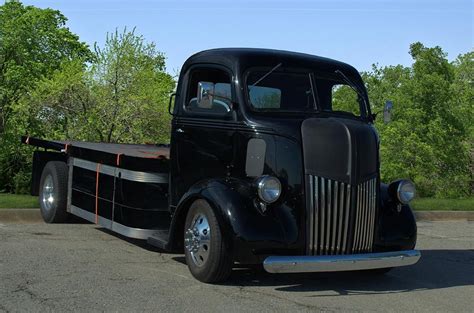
246, 67, 369, 118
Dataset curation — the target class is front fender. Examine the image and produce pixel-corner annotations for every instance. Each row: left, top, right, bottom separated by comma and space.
374, 183, 417, 251
168, 178, 299, 263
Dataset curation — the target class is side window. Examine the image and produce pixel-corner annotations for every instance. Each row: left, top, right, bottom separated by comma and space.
185, 68, 233, 116
331, 84, 360, 116
249, 86, 281, 109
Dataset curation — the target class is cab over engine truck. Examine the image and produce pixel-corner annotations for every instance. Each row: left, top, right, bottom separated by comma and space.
23, 48, 420, 283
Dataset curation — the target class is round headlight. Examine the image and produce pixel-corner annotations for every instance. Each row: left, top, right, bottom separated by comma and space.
396, 180, 416, 204
256, 175, 281, 203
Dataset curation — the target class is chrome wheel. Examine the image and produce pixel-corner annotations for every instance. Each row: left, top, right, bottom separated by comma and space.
41, 174, 55, 212
184, 213, 211, 267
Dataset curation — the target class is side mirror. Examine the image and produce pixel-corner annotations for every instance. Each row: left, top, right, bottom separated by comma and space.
197, 81, 215, 109
168, 92, 176, 115
383, 100, 393, 124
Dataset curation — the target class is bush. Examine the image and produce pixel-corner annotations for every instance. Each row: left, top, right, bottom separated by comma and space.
13, 170, 31, 195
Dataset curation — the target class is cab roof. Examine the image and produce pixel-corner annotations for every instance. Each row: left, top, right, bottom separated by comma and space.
182, 48, 359, 76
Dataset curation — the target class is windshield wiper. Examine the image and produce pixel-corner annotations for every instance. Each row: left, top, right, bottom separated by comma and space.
249, 63, 282, 89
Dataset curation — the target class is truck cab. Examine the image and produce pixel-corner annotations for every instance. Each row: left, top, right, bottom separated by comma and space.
24, 48, 420, 283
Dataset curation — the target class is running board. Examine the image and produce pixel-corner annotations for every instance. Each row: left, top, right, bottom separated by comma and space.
70, 205, 158, 240
147, 230, 171, 250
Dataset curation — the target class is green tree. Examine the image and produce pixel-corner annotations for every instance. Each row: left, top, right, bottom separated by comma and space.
89, 28, 175, 143
0, 1, 91, 133
364, 43, 471, 197
332, 84, 360, 115
451, 51, 474, 194
25, 28, 175, 145
18, 59, 96, 140
0, 1, 91, 192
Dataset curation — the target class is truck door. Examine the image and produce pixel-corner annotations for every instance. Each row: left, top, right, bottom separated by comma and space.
170, 65, 237, 206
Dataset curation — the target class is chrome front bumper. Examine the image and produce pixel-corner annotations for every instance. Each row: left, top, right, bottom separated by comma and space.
263, 250, 421, 273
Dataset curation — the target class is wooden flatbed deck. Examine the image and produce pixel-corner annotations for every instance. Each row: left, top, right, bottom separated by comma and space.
22, 136, 170, 172
22, 136, 170, 159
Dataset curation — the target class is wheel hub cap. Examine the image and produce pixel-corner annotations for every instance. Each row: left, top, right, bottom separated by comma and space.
41, 175, 55, 212
184, 214, 210, 267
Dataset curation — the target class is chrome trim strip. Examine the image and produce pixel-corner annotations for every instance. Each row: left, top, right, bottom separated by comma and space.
353, 185, 361, 252
313, 176, 319, 255
363, 180, 369, 250
366, 180, 372, 250
342, 183, 350, 254
367, 180, 372, 249
320, 178, 325, 254
361, 181, 368, 251
70, 205, 157, 240
263, 250, 421, 273
73, 158, 168, 184
66, 157, 74, 212
339, 182, 344, 254
369, 179, 376, 251
360, 183, 365, 251
356, 183, 362, 252
307, 175, 314, 255
326, 179, 332, 254
367, 179, 372, 251
337, 182, 344, 254
331, 181, 338, 255
362, 181, 366, 251
363, 181, 368, 250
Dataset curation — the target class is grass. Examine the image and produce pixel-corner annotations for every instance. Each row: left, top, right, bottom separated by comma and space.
0, 193, 472, 211
411, 197, 474, 211
0, 193, 39, 209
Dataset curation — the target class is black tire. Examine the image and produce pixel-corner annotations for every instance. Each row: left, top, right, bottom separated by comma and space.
184, 199, 233, 283
39, 161, 69, 223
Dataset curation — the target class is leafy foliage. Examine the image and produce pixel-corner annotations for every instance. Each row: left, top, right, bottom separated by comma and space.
332, 84, 360, 115
0, 1, 91, 192
25, 28, 175, 144
335, 43, 473, 197
0, 1, 91, 133
0, 2, 174, 193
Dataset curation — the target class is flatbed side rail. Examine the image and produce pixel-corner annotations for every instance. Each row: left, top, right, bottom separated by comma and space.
21, 136, 170, 172
21, 136, 67, 152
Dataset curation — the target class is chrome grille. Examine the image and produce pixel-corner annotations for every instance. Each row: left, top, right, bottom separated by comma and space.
352, 178, 377, 253
307, 176, 377, 255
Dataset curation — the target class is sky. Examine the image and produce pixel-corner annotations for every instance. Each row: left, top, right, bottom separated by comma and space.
23, 0, 473, 75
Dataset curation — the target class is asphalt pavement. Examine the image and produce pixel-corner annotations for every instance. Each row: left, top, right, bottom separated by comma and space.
0, 220, 472, 312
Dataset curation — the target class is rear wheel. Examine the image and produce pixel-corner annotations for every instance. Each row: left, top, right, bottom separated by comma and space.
39, 161, 69, 223
184, 199, 233, 283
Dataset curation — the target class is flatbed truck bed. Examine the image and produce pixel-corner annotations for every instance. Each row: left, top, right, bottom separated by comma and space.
22, 136, 170, 160
22, 135, 172, 243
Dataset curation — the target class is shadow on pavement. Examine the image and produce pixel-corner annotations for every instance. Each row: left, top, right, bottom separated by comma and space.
97, 228, 170, 253
93, 226, 473, 295
222, 249, 474, 295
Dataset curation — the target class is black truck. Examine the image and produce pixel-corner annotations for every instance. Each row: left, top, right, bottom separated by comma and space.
22, 48, 420, 283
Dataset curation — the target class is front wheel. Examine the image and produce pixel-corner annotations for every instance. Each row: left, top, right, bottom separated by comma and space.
184, 199, 233, 283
